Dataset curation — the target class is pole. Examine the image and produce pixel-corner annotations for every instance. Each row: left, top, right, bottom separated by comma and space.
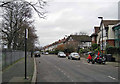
102, 23, 103, 57
98, 17, 103, 57
25, 28, 27, 79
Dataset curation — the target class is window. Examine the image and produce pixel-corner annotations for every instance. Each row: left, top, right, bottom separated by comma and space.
115, 30, 118, 39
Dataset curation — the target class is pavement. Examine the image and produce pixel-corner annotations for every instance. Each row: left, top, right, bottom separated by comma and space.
36, 55, 119, 83
2, 55, 34, 84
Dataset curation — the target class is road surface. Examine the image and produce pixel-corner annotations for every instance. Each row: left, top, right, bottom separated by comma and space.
36, 55, 118, 83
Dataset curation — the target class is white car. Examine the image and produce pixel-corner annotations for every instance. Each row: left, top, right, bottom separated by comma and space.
58, 52, 66, 58
68, 52, 80, 60
45, 52, 49, 55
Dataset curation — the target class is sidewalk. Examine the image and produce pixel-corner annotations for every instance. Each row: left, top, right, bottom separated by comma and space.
2, 55, 34, 83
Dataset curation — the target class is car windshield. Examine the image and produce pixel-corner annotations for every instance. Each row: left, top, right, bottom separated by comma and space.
59, 52, 64, 54
34, 51, 40, 53
72, 53, 79, 55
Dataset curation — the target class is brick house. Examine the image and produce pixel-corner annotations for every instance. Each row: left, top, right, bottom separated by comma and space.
98, 20, 120, 50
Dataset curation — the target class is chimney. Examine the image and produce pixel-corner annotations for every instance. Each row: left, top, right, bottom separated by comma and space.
94, 27, 100, 34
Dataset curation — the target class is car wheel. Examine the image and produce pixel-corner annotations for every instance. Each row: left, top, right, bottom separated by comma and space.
102, 62, 105, 64
70, 57, 73, 60
87, 59, 90, 63
99, 62, 101, 64
78, 58, 80, 60
92, 61, 95, 64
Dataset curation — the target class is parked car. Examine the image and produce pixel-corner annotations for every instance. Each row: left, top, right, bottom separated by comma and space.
34, 51, 41, 57
58, 52, 66, 58
45, 52, 49, 55
68, 52, 80, 60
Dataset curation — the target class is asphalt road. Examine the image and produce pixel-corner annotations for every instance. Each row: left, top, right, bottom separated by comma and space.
36, 55, 118, 82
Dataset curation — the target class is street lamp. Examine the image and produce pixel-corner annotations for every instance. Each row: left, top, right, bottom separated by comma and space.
98, 17, 103, 57
25, 28, 28, 79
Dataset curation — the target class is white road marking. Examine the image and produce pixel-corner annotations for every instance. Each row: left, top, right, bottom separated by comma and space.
108, 76, 116, 80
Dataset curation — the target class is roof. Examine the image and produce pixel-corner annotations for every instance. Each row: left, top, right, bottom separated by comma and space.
66, 35, 91, 42
43, 38, 66, 49
101, 20, 120, 28
113, 22, 120, 29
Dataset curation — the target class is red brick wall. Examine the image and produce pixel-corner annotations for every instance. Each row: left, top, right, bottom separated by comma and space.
107, 39, 115, 46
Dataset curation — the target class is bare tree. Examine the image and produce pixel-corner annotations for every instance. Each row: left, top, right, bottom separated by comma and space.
1, 0, 46, 49
79, 32, 87, 35
2, 0, 32, 49
73, 32, 88, 35
0, 0, 47, 18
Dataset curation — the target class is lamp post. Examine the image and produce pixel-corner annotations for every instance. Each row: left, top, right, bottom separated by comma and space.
98, 17, 103, 57
25, 28, 28, 79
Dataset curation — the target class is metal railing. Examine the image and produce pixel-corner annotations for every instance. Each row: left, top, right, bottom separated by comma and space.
2, 49, 30, 70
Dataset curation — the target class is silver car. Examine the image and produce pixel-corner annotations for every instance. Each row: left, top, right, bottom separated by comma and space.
68, 52, 80, 60
58, 52, 66, 58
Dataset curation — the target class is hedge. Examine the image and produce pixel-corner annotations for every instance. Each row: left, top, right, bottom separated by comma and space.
106, 46, 120, 54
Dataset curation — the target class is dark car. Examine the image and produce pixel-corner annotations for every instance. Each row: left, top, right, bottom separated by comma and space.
34, 51, 41, 57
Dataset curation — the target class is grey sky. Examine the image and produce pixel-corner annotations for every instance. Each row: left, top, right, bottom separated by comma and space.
31, 0, 119, 47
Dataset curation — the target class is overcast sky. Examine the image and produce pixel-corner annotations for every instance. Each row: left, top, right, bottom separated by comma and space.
30, 0, 119, 47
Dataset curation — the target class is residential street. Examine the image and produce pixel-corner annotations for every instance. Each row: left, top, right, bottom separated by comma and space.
36, 55, 118, 82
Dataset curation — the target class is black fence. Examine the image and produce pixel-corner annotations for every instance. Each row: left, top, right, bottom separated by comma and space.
2, 49, 30, 70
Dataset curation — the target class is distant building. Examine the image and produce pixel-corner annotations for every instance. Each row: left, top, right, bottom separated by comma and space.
43, 35, 91, 52
43, 38, 66, 51
65, 35, 91, 49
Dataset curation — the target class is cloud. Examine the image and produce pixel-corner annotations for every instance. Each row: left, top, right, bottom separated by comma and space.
32, 0, 119, 46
